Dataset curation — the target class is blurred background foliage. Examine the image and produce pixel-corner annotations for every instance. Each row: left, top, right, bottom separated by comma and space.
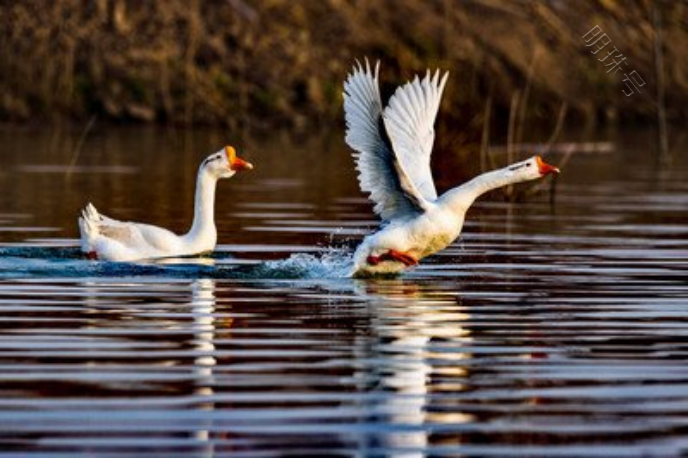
0, 0, 685, 138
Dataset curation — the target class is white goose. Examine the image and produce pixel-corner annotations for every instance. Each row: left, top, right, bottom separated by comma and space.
78, 146, 253, 262
343, 61, 560, 277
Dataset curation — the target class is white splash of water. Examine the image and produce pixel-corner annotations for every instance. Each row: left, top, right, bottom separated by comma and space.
263, 247, 354, 279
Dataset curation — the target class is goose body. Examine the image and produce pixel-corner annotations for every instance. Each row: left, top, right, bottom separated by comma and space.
343, 61, 559, 277
78, 146, 253, 262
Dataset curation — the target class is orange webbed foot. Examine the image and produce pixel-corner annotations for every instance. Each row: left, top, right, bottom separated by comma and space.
85, 251, 98, 260
366, 254, 382, 266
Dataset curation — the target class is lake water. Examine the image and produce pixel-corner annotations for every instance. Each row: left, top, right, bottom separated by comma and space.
0, 125, 687, 455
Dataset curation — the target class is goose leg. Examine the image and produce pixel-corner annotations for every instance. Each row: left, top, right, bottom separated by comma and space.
384, 249, 418, 266
367, 250, 418, 266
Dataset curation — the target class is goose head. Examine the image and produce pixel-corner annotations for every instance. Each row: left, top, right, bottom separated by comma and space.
202, 146, 253, 179
506, 156, 560, 182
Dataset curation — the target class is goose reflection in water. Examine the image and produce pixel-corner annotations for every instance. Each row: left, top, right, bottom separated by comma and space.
353, 280, 475, 455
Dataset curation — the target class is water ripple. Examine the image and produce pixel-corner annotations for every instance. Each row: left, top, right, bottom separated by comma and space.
0, 130, 687, 455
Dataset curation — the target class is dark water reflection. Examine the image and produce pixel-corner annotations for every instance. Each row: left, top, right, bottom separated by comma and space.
0, 126, 687, 455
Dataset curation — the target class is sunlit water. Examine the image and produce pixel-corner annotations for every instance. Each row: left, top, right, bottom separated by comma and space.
0, 126, 687, 455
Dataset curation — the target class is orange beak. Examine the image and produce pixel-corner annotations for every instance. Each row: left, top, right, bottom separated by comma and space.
231, 156, 253, 171
225, 146, 254, 172
535, 156, 560, 176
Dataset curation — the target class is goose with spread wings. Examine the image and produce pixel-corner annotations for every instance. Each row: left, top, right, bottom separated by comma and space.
343, 61, 560, 276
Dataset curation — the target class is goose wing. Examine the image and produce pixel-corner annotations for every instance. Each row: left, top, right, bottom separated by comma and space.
82, 203, 175, 252
98, 222, 143, 245
343, 61, 431, 222
382, 69, 449, 202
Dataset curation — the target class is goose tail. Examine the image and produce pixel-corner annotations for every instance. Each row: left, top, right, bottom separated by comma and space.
78, 202, 101, 254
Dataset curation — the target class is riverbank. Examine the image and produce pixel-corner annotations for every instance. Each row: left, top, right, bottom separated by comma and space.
1, 1, 686, 136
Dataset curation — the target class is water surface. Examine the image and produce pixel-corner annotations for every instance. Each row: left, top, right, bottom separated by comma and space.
0, 126, 687, 455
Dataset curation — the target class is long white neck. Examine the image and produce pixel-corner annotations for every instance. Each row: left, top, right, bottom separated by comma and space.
440, 167, 521, 215
185, 168, 218, 248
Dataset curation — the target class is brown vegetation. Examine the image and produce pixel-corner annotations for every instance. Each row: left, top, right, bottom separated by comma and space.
0, 0, 686, 135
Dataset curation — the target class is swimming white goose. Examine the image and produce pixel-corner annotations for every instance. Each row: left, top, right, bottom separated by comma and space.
78, 146, 253, 262
343, 61, 560, 277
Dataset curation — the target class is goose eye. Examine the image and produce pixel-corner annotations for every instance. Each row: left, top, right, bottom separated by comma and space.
526, 163, 531, 167
509, 164, 525, 172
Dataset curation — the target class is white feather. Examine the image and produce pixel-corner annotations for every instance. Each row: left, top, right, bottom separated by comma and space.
343, 60, 427, 222
383, 69, 449, 201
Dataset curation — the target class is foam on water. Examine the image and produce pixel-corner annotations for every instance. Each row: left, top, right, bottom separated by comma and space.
259, 249, 354, 279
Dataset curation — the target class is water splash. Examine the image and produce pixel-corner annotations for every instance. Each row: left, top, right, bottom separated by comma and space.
256, 249, 354, 279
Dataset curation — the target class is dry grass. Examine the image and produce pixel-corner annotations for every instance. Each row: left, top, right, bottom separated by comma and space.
0, 0, 686, 135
